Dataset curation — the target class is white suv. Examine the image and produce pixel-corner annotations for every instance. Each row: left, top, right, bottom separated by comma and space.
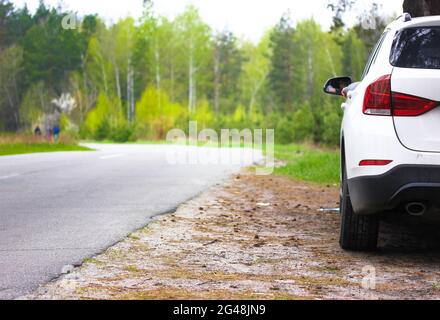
324, 14, 440, 251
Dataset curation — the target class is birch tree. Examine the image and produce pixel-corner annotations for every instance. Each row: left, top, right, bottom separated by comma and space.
240, 34, 271, 114
175, 6, 211, 113
0, 45, 23, 129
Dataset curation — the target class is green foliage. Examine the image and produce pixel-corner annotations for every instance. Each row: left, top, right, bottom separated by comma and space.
19, 82, 46, 128
110, 124, 134, 143
291, 103, 315, 142
240, 33, 271, 115
275, 117, 294, 144
22, 8, 85, 91
321, 101, 343, 146
212, 31, 243, 114
342, 30, 367, 80
192, 99, 214, 130
268, 13, 296, 113
84, 92, 127, 141
135, 86, 182, 139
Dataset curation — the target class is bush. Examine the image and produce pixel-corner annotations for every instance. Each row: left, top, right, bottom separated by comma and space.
291, 103, 315, 142
320, 101, 342, 146
110, 125, 134, 143
83, 92, 127, 141
275, 117, 295, 144
136, 86, 183, 139
95, 120, 110, 141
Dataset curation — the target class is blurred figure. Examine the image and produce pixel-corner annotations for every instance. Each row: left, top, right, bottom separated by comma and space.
46, 125, 53, 141
34, 126, 42, 137
53, 125, 60, 143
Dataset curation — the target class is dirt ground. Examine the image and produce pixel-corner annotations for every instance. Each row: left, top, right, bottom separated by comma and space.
25, 170, 440, 300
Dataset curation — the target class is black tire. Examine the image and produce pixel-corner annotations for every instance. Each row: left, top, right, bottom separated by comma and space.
339, 166, 380, 251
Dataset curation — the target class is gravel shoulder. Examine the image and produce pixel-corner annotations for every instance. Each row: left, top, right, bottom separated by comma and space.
25, 170, 440, 300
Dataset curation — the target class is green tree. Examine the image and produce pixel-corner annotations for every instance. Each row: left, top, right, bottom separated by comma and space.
0, 45, 23, 130
83, 92, 126, 140
320, 101, 342, 145
19, 81, 46, 129
212, 31, 243, 114
268, 12, 296, 113
135, 86, 182, 139
342, 30, 367, 80
240, 33, 271, 114
22, 7, 85, 93
291, 102, 315, 142
175, 6, 212, 113
292, 19, 342, 141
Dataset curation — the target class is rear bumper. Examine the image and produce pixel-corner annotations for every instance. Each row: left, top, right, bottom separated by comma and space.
348, 165, 440, 215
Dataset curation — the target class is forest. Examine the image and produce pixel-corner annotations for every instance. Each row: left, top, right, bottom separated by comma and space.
0, 0, 392, 145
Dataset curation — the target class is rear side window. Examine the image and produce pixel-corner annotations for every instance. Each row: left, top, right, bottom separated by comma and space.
362, 32, 388, 79
390, 27, 440, 69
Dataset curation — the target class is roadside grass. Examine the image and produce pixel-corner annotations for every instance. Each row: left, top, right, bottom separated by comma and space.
0, 135, 93, 156
273, 144, 340, 186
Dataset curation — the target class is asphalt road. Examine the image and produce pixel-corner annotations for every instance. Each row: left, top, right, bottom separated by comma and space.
0, 143, 262, 299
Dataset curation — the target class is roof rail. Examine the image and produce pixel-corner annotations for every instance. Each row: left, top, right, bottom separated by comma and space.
397, 13, 412, 22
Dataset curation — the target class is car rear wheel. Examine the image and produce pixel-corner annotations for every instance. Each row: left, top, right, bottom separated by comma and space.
340, 166, 380, 251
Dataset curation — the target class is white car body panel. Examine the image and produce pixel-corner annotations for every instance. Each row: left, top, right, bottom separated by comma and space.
392, 68, 440, 152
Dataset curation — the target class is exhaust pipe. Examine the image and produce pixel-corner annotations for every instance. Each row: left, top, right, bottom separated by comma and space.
405, 202, 427, 216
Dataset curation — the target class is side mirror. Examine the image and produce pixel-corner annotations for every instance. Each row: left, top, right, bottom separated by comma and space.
323, 77, 353, 96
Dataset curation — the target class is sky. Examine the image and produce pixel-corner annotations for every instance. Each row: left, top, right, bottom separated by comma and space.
12, 0, 404, 42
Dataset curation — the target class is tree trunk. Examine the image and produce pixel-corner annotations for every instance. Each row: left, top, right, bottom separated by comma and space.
170, 63, 175, 102
154, 41, 161, 92
403, 0, 440, 17
130, 70, 135, 121
81, 57, 88, 124
154, 40, 162, 112
101, 63, 108, 95
114, 60, 121, 100
127, 61, 132, 122
213, 47, 221, 114
188, 51, 195, 113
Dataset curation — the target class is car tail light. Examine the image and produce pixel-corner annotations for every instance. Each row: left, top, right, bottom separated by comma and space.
359, 160, 393, 166
363, 75, 392, 116
363, 75, 439, 117
392, 92, 439, 116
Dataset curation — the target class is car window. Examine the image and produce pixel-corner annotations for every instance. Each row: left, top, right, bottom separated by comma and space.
390, 27, 440, 69
361, 31, 389, 79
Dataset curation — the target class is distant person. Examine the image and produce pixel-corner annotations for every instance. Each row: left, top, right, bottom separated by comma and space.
46, 126, 53, 141
53, 125, 60, 143
34, 126, 42, 137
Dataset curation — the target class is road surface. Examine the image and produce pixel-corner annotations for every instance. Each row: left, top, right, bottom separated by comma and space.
0, 143, 262, 299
